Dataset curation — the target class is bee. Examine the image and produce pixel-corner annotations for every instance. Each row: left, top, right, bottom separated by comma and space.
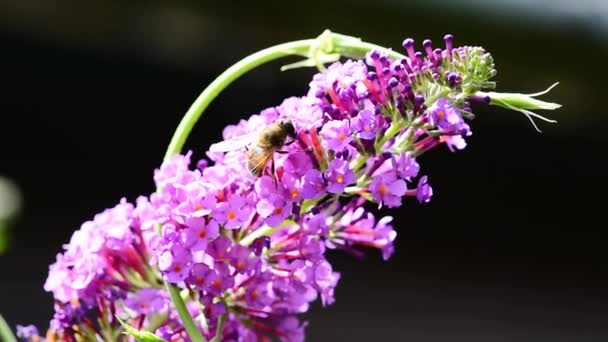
209, 118, 297, 177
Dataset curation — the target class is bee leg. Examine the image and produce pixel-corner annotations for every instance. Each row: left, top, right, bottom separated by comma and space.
270, 157, 279, 189
275, 150, 289, 154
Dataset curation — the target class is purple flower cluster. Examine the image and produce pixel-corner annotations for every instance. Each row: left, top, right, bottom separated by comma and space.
26, 34, 500, 342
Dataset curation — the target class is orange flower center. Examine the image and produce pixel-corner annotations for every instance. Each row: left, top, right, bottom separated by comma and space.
173, 264, 182, 273
193, 203, 202, 211
236, 261, 245, 270
274, 207, 283, 215
251, 290, 259, 299
227, 210, 237, 220
212, 279, 221, 288
336, 175, 344, 183
379, 185, 387, 195
437, 110, 445, 120
364, 124, 371, 131
198, 230, 206, 238
338, 132, 346, 141
290, 189, 299, 199
195, 277, 205, 285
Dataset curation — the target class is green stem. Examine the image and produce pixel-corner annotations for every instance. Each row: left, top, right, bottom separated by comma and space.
163, 40, 312, 160
166, 283, 206, 342
0, 314, 16, 342
163, 30, 407, 160
240, 219, 295, 246
335, 39, 406, 61
375, 120, 405, 151
210, 314, 226, 342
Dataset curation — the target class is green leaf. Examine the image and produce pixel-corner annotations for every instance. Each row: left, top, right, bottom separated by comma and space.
0, 314, 17, 342
0, 222, 8, 254
116, 316, 167, 342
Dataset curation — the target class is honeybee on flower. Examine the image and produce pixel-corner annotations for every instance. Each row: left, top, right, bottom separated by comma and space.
209, 118, 297, 177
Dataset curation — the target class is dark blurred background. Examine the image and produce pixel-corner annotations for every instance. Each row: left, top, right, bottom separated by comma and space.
1, 0, 607, 341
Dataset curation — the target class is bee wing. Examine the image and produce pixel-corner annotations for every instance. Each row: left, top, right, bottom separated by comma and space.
247, 147, 275, 177
208, 132, 255, 152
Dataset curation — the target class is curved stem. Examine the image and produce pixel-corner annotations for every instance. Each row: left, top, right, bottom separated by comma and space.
163, 40, 313, 160
166, 283, 206, 342
163, 31, 407, 161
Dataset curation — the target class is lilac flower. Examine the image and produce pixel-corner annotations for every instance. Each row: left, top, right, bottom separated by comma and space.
173, 186, 217, 221
154, 151, 194, 189
308, 59, 368, 98
274, 316, 308, 342
125, 288, 168, 315
325, 159, 355, 194
181, 217, 219, 251
278, 96, 324, 130
256, 176, 292, 226
213, 194, 252, 229
301, 169, 326, 199
158, 245, 192, 283
44, 199, 143, 304
429, 97, 469, 135
416, 175, 433, 203
298, 234, 325, 261
393, 153, 420, 179
312, 260, 340, 306
229, 244, 258, 274
16, 325, 39, 340
257, 193, 292, 227
188, 262, 216, 290
244, 281, 273, 307
286, 259, 315, 293
369, 172, 407, 208
375, 216, 397, 261
207, 236, 232, 261
283, 151, 314, 178
282, 173, 304, 202
351, 109, 378, 140
200, 295, 227, 325
320, 119, 353, 152
208, 263, 235, 296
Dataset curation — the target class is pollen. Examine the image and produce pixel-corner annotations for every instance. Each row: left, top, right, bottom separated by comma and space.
227, 210, 237, 220
379, 185, 387, 195
290, 189, 299, 198
336, 175, 344, 183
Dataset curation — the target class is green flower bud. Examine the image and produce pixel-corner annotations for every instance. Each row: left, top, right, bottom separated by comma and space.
476, 82, 561, 132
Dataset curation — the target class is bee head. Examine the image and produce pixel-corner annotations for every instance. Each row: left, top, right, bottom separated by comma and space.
277, 119, 296, 138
